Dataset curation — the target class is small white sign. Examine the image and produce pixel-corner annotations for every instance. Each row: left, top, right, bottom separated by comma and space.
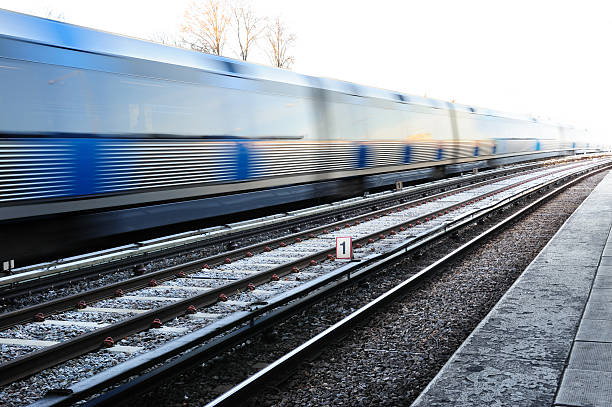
336, 236, 352, 260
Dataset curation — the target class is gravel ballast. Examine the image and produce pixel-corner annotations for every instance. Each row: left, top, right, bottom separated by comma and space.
0, 161, 566, 314
132, 169, 609, 407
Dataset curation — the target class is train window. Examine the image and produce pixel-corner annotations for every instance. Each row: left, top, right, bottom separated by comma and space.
364, 105, 407, 140
0, 58, 101, 134
326, 101, 367, 140
0, 58, 315, 140
322, 96, 455, 142
248, 92, 314, 140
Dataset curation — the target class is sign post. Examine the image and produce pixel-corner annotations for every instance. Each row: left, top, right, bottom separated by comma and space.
335, 236, 352, 260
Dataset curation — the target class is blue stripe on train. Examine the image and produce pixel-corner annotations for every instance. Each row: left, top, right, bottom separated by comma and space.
357, 144, 370, 169
437, 148, 443, 160
404, 145, 412, 164
474, 146, 479, 157
72, 138, 98, 196
234, 142, 251, 180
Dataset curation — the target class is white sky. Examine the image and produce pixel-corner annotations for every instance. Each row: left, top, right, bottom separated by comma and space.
1, 0, 610, 143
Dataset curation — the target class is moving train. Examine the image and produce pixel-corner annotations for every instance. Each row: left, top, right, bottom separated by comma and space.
0, 9, 601, 264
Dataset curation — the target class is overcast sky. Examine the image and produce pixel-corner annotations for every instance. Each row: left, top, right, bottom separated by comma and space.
1, 0, 610, 143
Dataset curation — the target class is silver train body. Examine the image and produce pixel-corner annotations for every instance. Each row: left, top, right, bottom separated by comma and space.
0, 9, 603, 262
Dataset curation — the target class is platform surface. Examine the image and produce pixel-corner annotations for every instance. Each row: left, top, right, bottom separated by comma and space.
412, 170, 612, 406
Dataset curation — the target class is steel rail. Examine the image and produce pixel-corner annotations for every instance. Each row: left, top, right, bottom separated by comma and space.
0, 161, 604, 387
20, 162, 612, 405
0, 160, 562, 331
200, 163, 612, 407
1, 156, 582, 298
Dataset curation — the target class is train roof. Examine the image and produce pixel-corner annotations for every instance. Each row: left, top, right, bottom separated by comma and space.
0, 8, 565, 127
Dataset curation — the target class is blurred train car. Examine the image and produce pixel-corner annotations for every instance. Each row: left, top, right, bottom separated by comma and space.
0, 9, 603, 264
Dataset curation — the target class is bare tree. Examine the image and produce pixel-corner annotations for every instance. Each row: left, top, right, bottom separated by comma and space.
265, 16, 296, 69
148, 32, 186, 48
28, 6, 66, 21
231, 1, 262, 61
181, 0, 230, 55
45, 9, 65, 21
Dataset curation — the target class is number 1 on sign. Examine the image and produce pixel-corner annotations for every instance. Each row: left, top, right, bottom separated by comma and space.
336, 236, 352, 260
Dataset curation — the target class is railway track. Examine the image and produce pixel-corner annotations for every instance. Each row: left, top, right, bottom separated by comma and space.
0, 156, 586, 302
1, 156, 609, 406
202, 162, 612, 407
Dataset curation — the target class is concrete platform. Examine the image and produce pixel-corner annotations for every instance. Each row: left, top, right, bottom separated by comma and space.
412, 170, 612, 406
